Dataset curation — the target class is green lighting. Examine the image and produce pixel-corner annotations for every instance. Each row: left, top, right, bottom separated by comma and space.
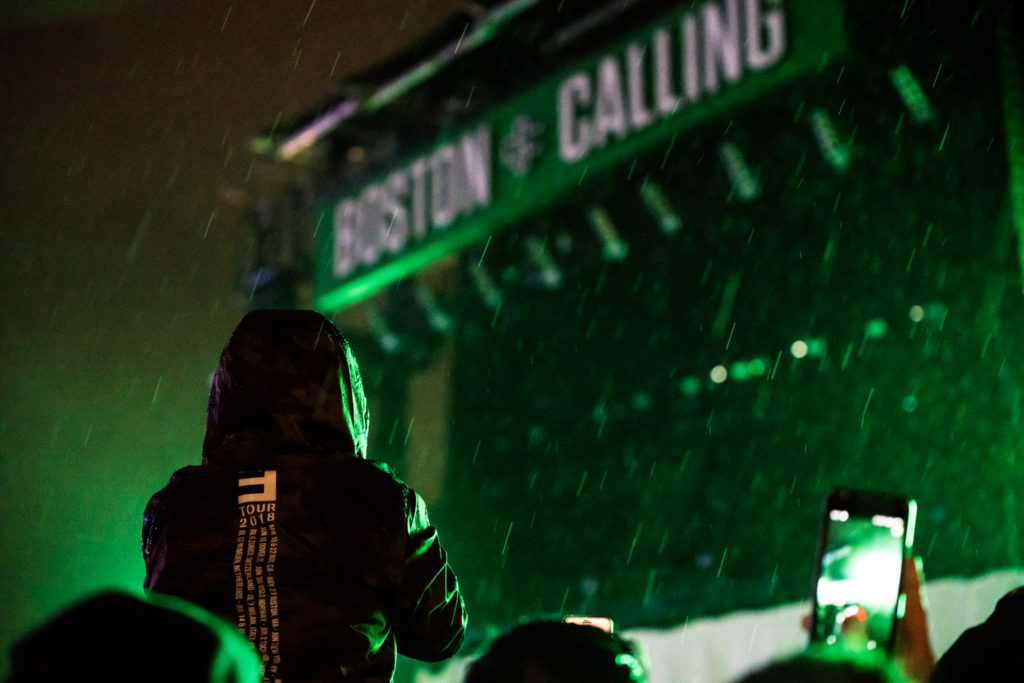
864, 319, 888, 339
995, 18, 1024, 293
614, 653, 646, 682
729, 361, 751, 381
747, 358, 767, 376
896, 592, 907, 621
146, 591, 263, 683
905, 499, 917, 551
316, 216, 497, 311
792, 338, 827, 359
924, 302, 948, 321
313, 0, 848, 311
680, 376, 702, 395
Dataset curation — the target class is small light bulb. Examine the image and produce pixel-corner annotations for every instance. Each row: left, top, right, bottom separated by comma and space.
710, 365, 728, 383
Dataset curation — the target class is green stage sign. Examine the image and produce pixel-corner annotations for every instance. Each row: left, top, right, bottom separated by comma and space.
315, 0, 847, 311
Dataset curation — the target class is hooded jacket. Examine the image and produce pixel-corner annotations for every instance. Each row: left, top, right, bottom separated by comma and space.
142, 310, 466, 683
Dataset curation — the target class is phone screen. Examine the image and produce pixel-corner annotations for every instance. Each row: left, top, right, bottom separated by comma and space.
563, 615, 614, 633
810, 490, 915, 652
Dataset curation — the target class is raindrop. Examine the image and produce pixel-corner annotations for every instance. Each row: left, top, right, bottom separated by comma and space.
575, 470, 589, 497
626, 521, 644, 565
501, 522, 513, 556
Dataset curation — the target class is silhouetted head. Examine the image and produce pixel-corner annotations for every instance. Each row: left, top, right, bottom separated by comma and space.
734, 646, 907, 683
202, 309, 369, 463
930, 585, 1024, 682
6, 590, 262, 683
463, 620, 646, 683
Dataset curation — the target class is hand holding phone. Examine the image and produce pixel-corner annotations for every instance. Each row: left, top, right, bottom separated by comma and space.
893, 556, 935, 682
563, 615, 614, 633
809, 488, 917, 653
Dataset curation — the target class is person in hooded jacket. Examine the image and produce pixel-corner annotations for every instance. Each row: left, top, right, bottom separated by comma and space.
142, 309, 467, 683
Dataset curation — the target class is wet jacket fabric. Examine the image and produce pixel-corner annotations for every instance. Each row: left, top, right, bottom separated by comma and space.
142, 309, 466, 683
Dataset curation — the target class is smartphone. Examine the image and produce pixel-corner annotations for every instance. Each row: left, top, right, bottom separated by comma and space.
563, 615, 614, 633
809, 488, 917, 653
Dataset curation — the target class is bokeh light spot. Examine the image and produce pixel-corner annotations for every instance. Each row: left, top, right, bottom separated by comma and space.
680, 376, 702, 395
865, 318, 889, 339
747, 358, 767, 376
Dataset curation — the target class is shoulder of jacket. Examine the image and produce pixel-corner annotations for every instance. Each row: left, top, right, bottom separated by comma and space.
167, 463, 208, 481
366, 459, 396, 477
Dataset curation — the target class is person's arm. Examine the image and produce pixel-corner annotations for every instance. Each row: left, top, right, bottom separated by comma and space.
141, 489, 166, 587
392, 488, 468, 662
798, 555, 935, 682
894, 555, 935, 683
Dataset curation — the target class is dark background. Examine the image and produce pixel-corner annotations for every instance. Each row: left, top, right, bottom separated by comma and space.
346, 0, 1024, 645
0, 0, 466, 667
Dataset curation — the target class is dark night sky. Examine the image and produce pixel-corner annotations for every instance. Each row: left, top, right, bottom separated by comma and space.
0, 0, 465, 664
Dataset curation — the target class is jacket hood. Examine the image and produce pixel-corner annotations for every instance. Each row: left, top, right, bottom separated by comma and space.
202, 309, 369, 462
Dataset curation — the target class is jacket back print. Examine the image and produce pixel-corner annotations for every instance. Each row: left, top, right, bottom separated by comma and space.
143, 310, 467, 683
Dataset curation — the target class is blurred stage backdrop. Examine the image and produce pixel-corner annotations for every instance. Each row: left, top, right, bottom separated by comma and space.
3, 0, 1023, 681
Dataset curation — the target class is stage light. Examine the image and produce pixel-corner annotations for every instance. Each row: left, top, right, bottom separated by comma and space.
640, 180, 682, 235
468, 262, 503, 309
729, 361, 750, 381
364, 303, 402, 354
746, 358, 767, 377
413, 281, 453, 332
587, 206, 629, 261
864, 319, 888, 339
710, 365, 728, 383
810, 108, 850, 172
890, 64, 935, 124
524, 235, 563, 288
679, 376, 702, 396
718, 142, 760, 201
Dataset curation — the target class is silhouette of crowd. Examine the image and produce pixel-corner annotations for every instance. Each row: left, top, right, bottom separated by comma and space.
7, 310, 1021, 682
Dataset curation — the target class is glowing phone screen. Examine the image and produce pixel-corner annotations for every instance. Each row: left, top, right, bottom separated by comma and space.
812, 508, 907, 651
